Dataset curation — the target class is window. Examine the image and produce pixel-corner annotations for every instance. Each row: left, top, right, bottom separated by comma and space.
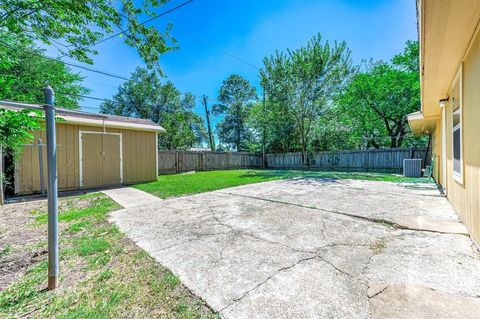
451, 66, 463, 183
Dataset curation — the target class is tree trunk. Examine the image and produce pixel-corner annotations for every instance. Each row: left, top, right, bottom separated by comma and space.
390, 136, 398, 148
301, 132, 307, 167
236, 104, 241, 151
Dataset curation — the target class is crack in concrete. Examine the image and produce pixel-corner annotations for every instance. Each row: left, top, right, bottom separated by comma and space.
314, 254, 355, 278
219, 255, 317, 313
368, 285, 389, 299
210, 211, 318, 256
147, 230, 231, 254
219, 191, 468, 236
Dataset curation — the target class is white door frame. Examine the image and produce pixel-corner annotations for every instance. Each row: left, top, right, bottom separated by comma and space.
79, 130, 123, 187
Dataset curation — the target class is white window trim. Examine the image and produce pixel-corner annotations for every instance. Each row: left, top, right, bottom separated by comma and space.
79, 130, 123, 188
451, 66, 464, 185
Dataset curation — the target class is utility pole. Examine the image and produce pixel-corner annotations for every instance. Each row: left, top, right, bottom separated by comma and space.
262, 87, 267, 169
44, 86, 59, 290
0, 147, 3, 205
203, 95, 215, 152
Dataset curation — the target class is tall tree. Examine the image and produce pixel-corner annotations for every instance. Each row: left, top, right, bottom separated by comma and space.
0, 0, 177, 74
100, 67, 206, 150
213, 74, 258, 152
0, 32, 88, 108
261, 34, 355, 161
336, 41, 422, 148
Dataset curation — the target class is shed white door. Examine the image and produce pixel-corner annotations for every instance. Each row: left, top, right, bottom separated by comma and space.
81, 133, 122, 188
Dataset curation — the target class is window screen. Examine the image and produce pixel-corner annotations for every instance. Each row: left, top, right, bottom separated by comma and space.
453, 128, 461, 174
451, 68, 462, 180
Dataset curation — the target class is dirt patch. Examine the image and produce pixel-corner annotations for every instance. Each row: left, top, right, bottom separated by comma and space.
0, 195, 100, 290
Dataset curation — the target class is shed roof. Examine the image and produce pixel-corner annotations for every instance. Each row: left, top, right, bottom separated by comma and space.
0, 100, 165, 132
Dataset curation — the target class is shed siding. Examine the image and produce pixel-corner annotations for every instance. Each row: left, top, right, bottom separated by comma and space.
438, 30, 480, 244
16, 123, 157, 194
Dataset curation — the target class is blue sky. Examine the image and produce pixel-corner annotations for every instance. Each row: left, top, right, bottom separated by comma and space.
51, 0, 417, 122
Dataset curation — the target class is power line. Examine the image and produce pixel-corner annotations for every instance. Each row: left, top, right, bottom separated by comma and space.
92, 0, 196, 47
219, 50, 260, 70
54, 91, 226, 119
172, 24, 261, 71
59, 61, 130, 81
0, 40, 130, 81
0, 0, 198, 83
0, 39, 225, 105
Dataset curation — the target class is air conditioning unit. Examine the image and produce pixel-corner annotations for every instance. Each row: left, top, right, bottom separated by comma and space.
403, 159, 422, 177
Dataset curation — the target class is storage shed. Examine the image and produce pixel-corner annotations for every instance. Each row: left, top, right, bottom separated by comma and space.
0, 101, 164, 195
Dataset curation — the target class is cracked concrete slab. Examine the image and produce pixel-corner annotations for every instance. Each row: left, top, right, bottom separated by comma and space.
221, 257, 369, 319
366, 230, 480, 297
221, 178, 463, 233
107, 178, 480, 318
369, 284, 480, 319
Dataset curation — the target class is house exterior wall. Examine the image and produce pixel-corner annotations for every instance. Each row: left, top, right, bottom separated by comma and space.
16, 122, 157, 194
431, 117, 442, 184
434, 30, 480, 244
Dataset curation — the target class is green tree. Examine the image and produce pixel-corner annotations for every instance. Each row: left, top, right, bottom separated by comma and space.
260, 34, 355, 160
0, 0, 176, 74
0, 109, 42, 200
100, 67, 163, 119
336, 41, 423, 148
212, 74, 258, 152
100, 67, 206, 150
0, 32, 89, 108
0, 109, 42, 156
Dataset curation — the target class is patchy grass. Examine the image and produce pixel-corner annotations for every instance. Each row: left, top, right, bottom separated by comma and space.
0, 193, 217, 318
0, 245, 11, 258
133, 169, 432, 199
34, 193, 117, 224
370, 239, 387, 254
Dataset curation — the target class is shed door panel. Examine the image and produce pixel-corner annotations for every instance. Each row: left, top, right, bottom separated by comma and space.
102, 134, 121, 186
82, 133, 121, 188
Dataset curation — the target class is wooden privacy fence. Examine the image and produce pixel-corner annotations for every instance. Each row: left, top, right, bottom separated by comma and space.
266, 148, 429, 174
158, 148, 429, 174
158, 151, 262, 174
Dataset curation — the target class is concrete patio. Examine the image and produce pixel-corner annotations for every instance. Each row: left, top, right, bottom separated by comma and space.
107, 178, 480, 318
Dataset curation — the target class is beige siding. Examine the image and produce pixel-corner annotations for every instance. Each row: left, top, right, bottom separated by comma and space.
16, 123, 157, 194
439, 30, 480, 244
431, 117, 443, 185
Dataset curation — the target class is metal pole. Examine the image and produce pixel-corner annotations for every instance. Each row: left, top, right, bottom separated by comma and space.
203, 95, 216, 152
262, 87, 266, 169
44, 86, 58, 290
38, 138, 45, 196
0, 147, 4, 205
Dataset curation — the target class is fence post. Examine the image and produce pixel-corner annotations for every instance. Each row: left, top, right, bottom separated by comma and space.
200, 152, 205, 171
175, 151, 179, 173
366, 150, 370, 172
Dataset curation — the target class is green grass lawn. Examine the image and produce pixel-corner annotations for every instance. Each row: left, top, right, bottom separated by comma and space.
0, 193, 217, 319
133, 169, 431, 199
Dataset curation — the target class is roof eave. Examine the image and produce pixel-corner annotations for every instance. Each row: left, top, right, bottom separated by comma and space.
407, 111, 438, 136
